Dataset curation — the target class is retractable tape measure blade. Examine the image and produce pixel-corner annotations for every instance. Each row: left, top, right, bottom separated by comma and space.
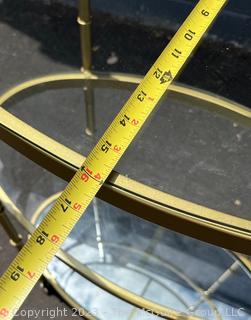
0, 0, 227, 318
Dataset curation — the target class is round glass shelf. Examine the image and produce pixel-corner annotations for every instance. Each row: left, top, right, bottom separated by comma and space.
2, 76, 251, 219
0, 72, 250, 319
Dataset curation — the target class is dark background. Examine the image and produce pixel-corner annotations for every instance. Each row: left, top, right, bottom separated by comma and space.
0, 0, 250, 106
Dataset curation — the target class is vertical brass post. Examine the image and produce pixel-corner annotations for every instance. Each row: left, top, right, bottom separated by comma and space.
78, 0, 92, 71
0, 201, 23, 250
78, 2, 103, 251
78, 0, 96, 136
83, 81, 96, 136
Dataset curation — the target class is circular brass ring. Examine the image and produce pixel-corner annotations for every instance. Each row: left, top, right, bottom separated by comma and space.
31, 192, 221, 319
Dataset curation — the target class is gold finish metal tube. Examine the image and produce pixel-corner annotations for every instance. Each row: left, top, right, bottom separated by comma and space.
78, 0, 92, 71
0, 202, 23, 249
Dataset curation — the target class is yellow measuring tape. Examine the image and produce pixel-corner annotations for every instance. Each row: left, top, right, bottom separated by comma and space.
0, 1, 227, 318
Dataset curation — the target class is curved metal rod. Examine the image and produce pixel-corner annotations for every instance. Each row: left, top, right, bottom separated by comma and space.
1, 105, 250, 253
84, 261, 190, 309
1, 72, 250, 155
87, 245, 220, 316
0, 72, 250, 125
0, 187, 203, 320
